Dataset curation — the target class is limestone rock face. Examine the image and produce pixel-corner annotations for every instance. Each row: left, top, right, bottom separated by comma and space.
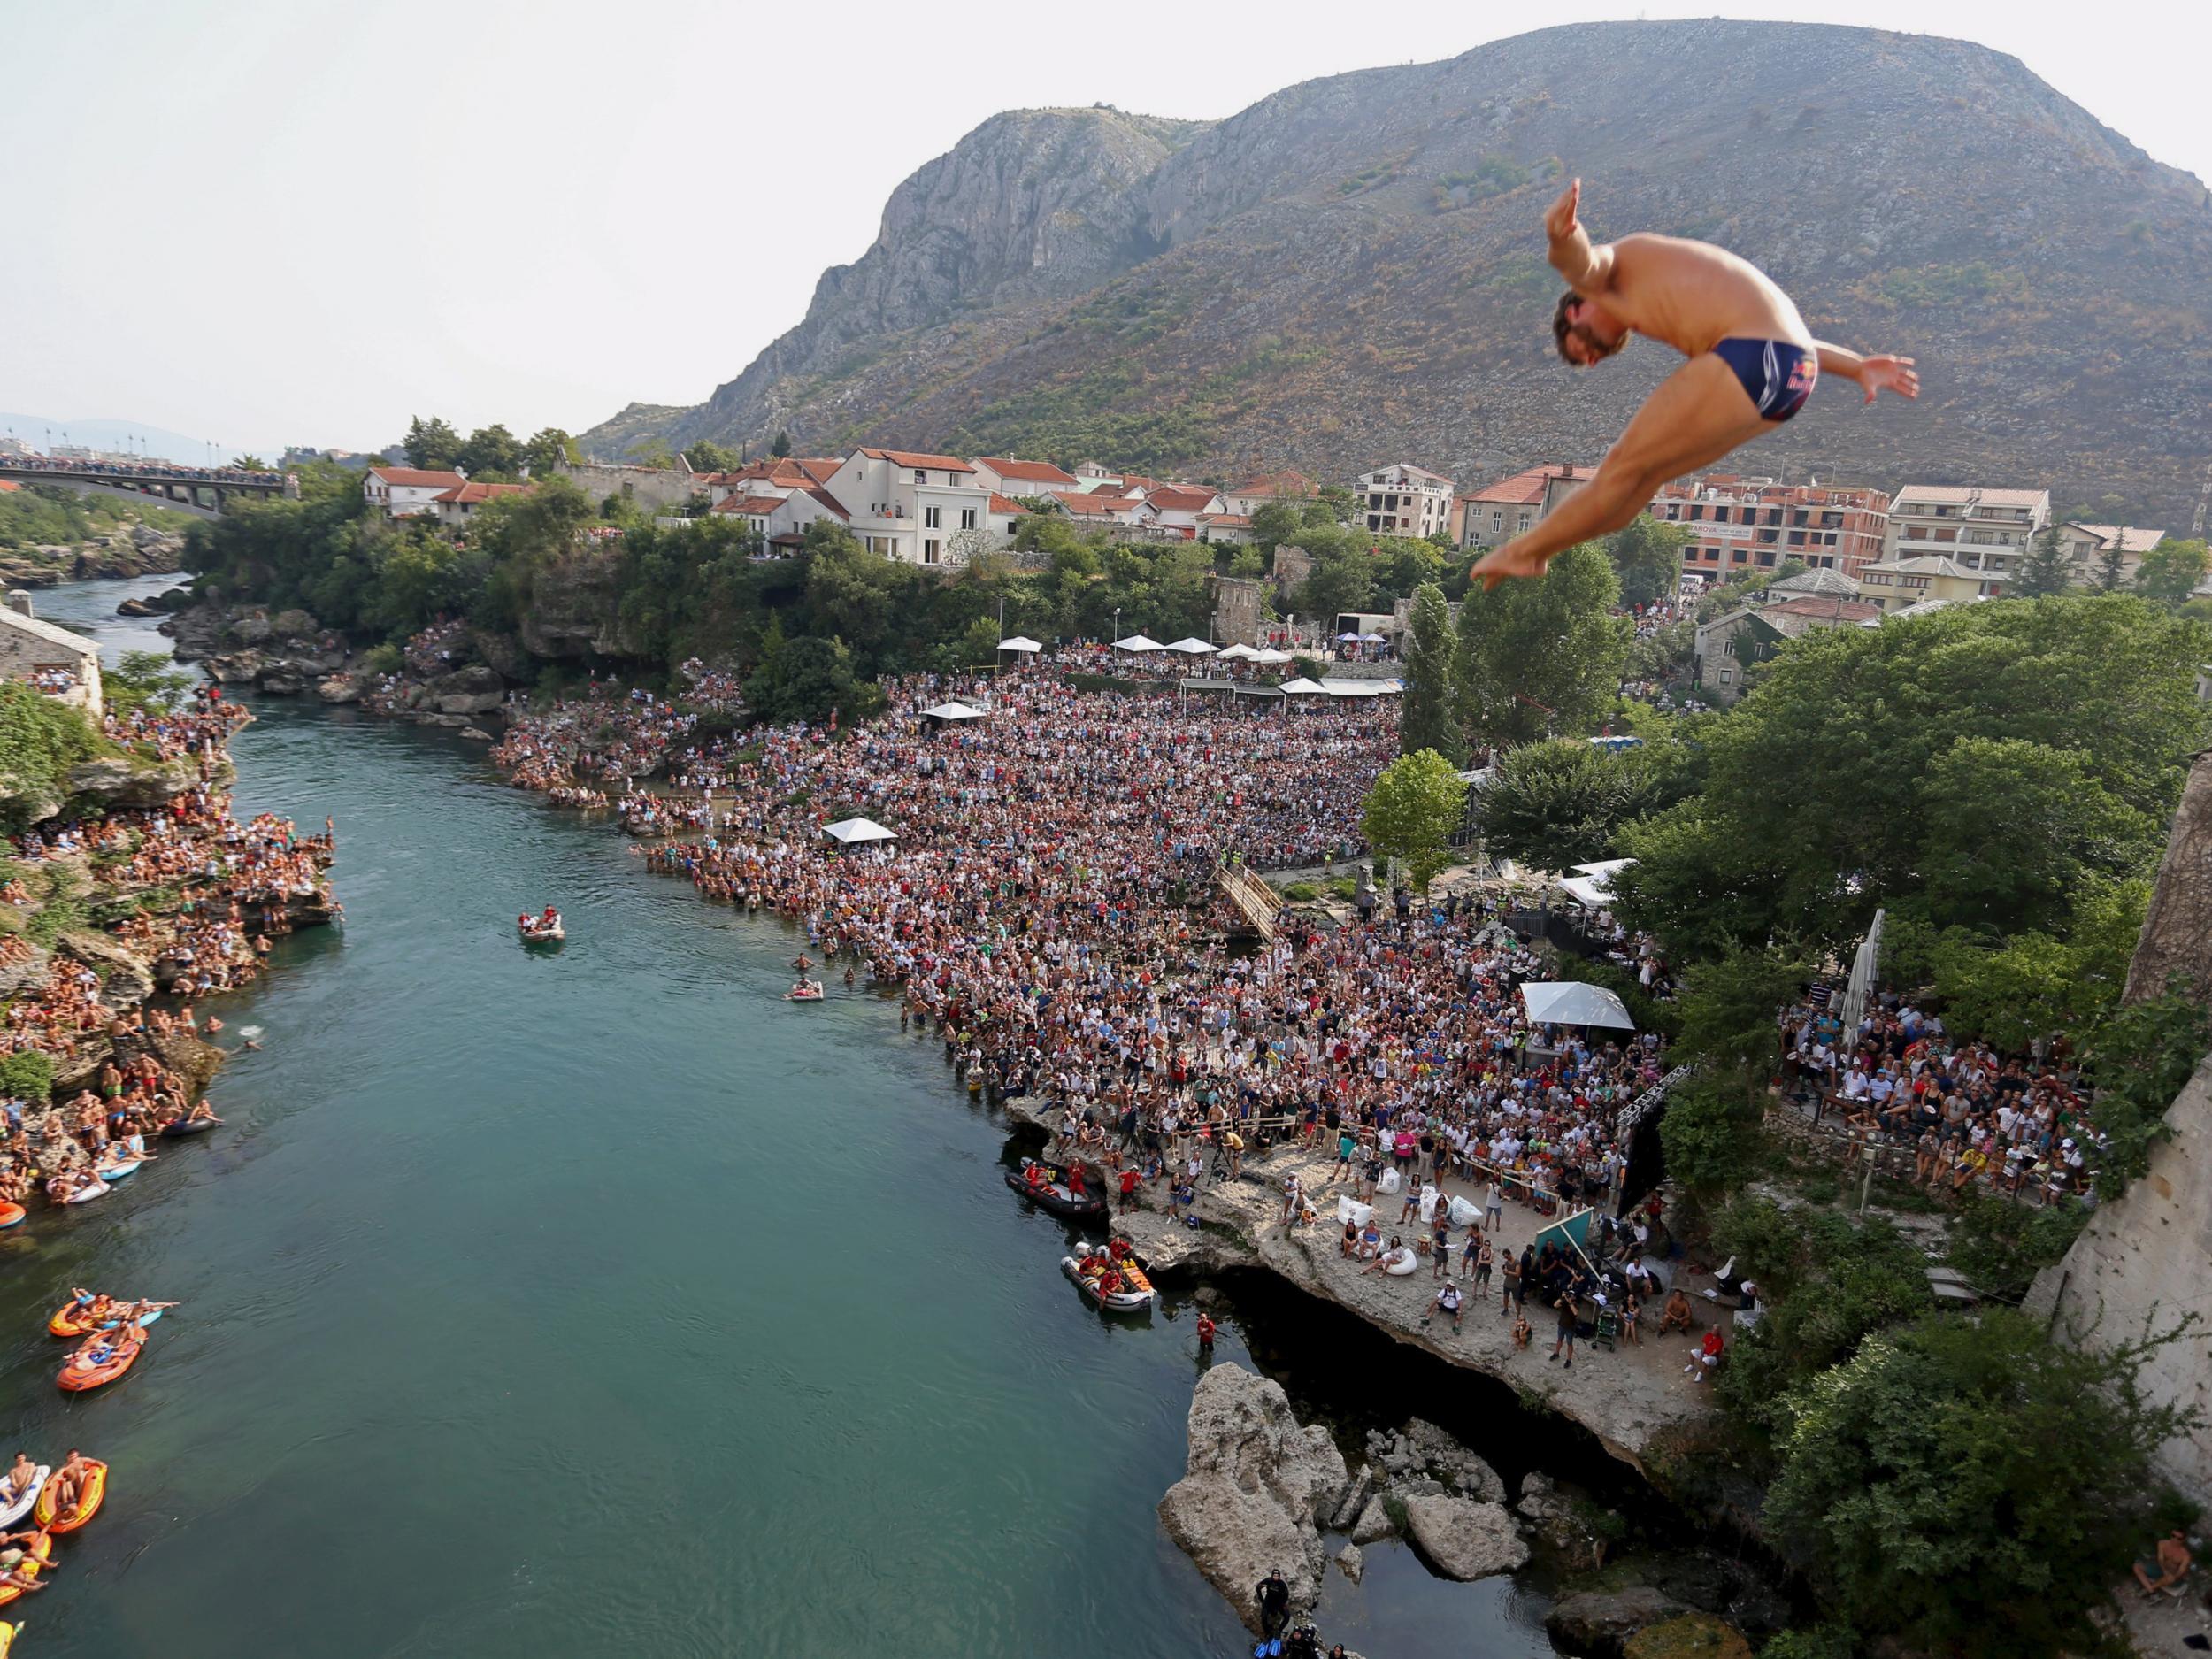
1333, 1543, 1363, 1583
1545, 1587, 1688, 1657
1399, 1494, 1528, 1581
1402, 1418, 1506, 1503
318, 673, 365, 704
1157, 1363, 1349, 1630
66, 754, 199, 807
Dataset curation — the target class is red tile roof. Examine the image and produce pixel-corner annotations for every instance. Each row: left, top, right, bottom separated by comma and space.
1459, 464, 1594, 506
987, 494, 1030, 515
1228, 469, 1316, 498
978, 457, 1077, 487
432, 481, 532, 504
369, 467, 467, 489
713, 494, 791, 516
1146, 485, 1218, 512
803, 487, 850, 522
1763, 596, 1883, 623
1197, 512, 1253, 526
860, 448, 976, 474
795, 457, 842, 487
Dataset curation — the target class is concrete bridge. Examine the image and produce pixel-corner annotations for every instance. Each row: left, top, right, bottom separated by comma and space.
0, 460, 292, 518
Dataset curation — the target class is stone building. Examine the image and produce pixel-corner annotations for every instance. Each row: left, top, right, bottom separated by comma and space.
0, 592, 102, 717
1208, 574, 1267, 647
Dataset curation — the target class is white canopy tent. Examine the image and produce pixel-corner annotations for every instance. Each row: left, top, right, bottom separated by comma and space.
996, 636, 1043, 654
1164, 637, 1218, 656
1277, 677, 1330, 695
1558, 857, 1635, 910
1250, 648, 1297, 664
1317, 678, 1402, 698
1215, 643, 1260, 661
1520, 980, 1637, 1031
919, 701, 987, 723
1114, 634, 1165, 653
821, 817, 898, 846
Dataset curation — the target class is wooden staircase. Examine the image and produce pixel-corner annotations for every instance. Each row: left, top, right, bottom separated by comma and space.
1216, 864, 1283, 942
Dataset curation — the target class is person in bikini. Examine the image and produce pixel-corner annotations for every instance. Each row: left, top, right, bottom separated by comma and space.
1472, 179, 1918, 588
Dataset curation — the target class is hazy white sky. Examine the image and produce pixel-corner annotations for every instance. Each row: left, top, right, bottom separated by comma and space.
4, 0, 2205, 459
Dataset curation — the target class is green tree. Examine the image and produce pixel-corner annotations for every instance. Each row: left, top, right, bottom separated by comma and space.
1602, 516, 1691, 610
770, 429, 793, 458
626, 438, 678, 470
0, 1050, 54, 1106
521, 427, 578, 476
684, 440, 741, 473
106, 649, 197, 714
1361, 749, 1468, 893
1294, 545, 1375, 625
0, 682, 104, 833
230, 453, 270, 472
1656, 1077, 1764, 1219
1452, 543, 1630, 749
1612, 597, 2211, 959
2133, 536, 2210, 603
1675, 941, 1806, 1101
403, 416, 461, 471
457, 424, 522, 480
1474, 739, 1671, 869
2093, 535, 2128, 592
1765, 1310, 2198, 1656
2012, 520, 2072, 597
743, 634, 880, 726
1397, 583, 1464, 763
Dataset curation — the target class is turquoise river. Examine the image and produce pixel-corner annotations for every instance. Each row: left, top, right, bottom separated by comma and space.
0, 575, 1562, 1658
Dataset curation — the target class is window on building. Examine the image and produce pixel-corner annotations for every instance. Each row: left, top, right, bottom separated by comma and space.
913, 470, 928, 484
1688, 505, 1704, 521
1722, 639, 1736, 656
1718, 667, 1733, 685
960, 508, 977, 531
924, 539, 941, 564
924, 506, 941, 529
1757, 550, 1776, 567
1732, 549, 1749, 563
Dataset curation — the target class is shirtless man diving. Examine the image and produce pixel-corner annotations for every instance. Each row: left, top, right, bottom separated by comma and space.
1472, 180, 1918, 587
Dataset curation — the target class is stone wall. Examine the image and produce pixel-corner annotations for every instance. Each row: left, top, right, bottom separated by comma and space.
1209, 574, 1265, 646
557, 460, 697, 513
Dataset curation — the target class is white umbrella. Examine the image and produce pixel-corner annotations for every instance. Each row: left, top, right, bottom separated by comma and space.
1216, 643, 1260, 661
919, 701, 987, 722
1114, 634, 1164, 653
1164, 636, 1218, 655
821, 817, 897, 845
1250, 648, 1296, 664
1519, 981, 1636, 1031
997, 636, 1043, 653
1278, 677, 1329, 695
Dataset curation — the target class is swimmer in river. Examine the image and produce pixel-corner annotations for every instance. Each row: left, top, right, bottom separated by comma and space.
1471, 179, 1918, 589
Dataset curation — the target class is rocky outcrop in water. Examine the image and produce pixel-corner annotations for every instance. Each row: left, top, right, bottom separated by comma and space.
1157, 1363, 1350, 1632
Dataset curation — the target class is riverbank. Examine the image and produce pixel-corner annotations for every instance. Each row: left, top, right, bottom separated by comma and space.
998, 1094, 1722, 1474
0, 664, 338, 1215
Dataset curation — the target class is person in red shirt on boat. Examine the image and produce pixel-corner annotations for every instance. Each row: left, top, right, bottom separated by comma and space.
1066, 1162, 1088, 1199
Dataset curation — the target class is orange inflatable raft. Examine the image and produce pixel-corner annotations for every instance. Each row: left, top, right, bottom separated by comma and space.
35, 1459, 105, 1533
0, 1532, 51, 1606
58, 1330, 144, 1393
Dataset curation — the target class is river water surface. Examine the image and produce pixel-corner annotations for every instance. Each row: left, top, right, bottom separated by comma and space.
0, 577, 1558, 1658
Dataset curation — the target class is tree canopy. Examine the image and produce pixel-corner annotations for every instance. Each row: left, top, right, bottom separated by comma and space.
1362, 749, 1468, 892
1452, 543, 1629, 749
1473, 737, 1675, 870
403, 416, 461, 471
1397, 583, 1463, 763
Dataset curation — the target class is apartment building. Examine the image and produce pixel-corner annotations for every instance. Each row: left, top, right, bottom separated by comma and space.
1883, 485, 2050, 589
1356, 463, 1455, 539
1653, 477, 1890, 583
818, 449, 995, 565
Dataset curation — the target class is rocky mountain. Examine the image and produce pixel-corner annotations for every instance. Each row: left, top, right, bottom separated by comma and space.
586, 21, 2212, 524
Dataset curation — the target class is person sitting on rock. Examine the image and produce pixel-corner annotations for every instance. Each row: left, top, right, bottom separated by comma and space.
1425, 1279, 1465, 1332
1657, 1287, 1694, 1335
1511, 1312, 1533, 1349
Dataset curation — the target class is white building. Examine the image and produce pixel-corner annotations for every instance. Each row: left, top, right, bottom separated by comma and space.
1220, 470, 1317, 518
2056, 523, 2167, 586
715, 486, 850, 556
0, 592, 103, 717
430, 480, 532, 533
365, 466, 468, 518
1356, 463, 1455, 538
1141, 483, 1225, 534
820, 449, 995, 565
1883, 485, 2050, 588
970, 457, 1078, 497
